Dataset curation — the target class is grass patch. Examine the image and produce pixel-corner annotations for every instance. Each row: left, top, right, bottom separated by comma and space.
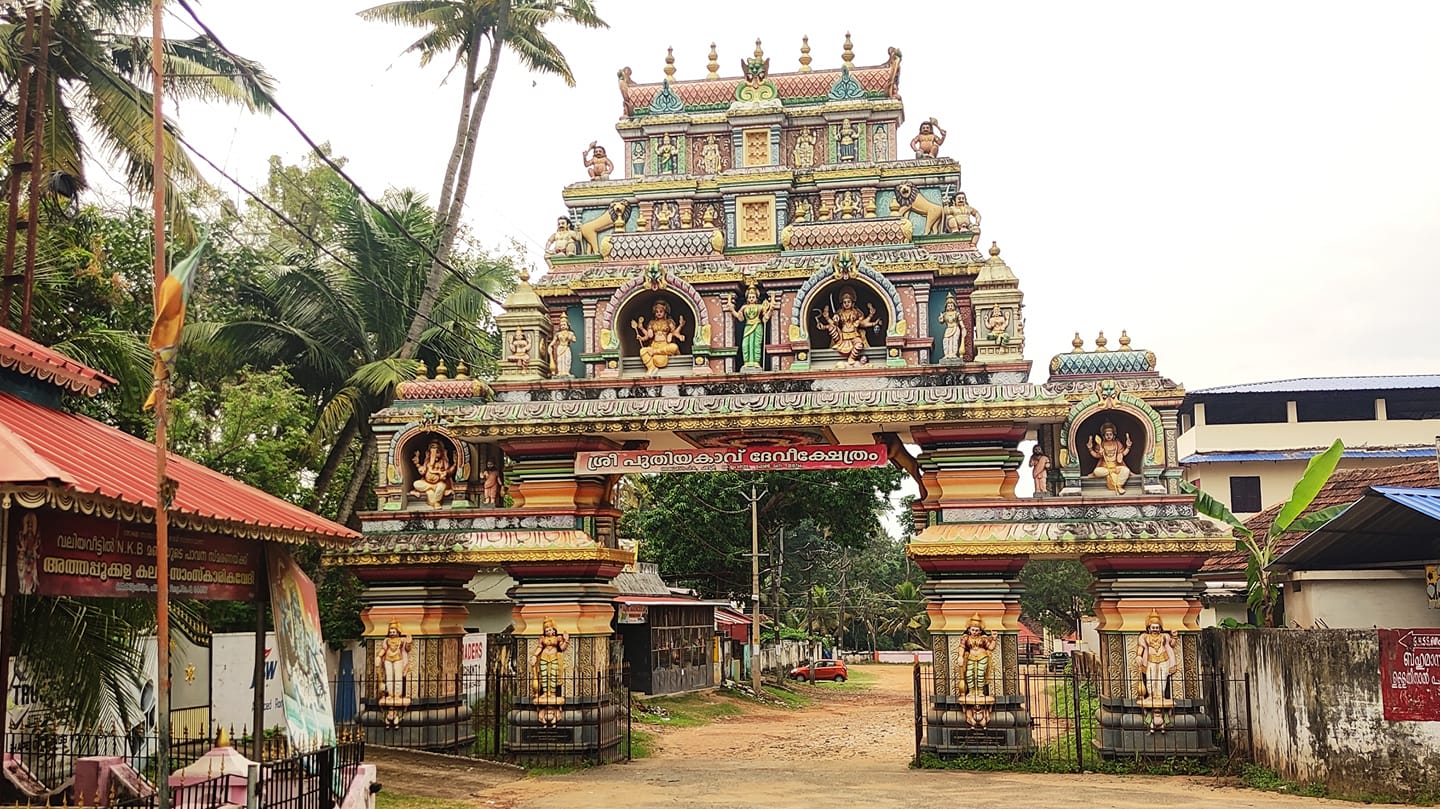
759, 683, 812, 708
1238, 765, 1440, 805
377, 793, 473, 809
624, 727, 656, 760
634, 691, 746, 727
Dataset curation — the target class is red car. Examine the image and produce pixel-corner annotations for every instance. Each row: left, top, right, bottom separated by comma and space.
789, 659, 848, 682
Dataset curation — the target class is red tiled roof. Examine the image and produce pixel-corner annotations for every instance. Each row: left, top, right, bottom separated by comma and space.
0, 391, 356, 544
0, 326, 116, 397
1201, 460, 1439, 574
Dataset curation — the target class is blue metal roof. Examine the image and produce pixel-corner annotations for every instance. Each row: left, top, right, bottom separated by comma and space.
1374, 486, 1440, 523
1192, 375, 1440, 395
1181, 448, 1436, 465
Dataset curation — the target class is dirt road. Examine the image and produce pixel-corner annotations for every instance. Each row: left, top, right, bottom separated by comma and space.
377, 665, 1373, 809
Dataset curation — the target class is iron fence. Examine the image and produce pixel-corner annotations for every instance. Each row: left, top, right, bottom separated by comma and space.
333, 668, 631, 768
1, 727, 363, 809
913, 658, 1250, 772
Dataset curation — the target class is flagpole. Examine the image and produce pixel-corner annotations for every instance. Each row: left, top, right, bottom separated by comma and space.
149, 3, 172, 809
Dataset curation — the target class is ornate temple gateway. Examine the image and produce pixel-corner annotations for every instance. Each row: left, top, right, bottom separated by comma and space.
331, 36, 1231, 761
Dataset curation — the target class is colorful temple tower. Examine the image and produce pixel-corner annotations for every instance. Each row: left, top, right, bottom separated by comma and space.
335, 35, 1230, 761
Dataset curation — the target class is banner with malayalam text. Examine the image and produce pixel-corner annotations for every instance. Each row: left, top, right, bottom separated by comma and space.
574, 444, 888, 475
1379, 628, 1440, 722
9, 509, 258, 600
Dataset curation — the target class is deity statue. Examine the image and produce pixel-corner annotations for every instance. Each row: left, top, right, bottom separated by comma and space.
375, 620, 412, 728
410, 436, 456, 508
958, 613, 996, 728
836, 190, 861, 220
630, 140, 647, 176
938, 293, 965, 360
1087, 421, 1134, 494
910, 117, 947, 158
508, 327, 531, 370
793, 128, 817, 169
872, 124, 889, 161
699, 134, 723, 174
532, 618, 569, 727
550, 319, 576, 378
1133, 611, 1178, 732
582, 141, 613, 180
654, 201, 676, 230
724, 284, 775, 371
944, 192, 981, 234
985, 304, 1008, 342
481, 460, 502, 507
632, 299, 687, 374
813, 285, 880, 367
836, 119, 860, 163
544, 216, 580, 256
1029, 446, 1050, 497
656, 134, 679, 174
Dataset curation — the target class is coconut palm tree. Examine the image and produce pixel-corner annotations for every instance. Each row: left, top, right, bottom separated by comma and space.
0, 0, 276, 241
358, 0, 606, 358
198, 183, 513, 522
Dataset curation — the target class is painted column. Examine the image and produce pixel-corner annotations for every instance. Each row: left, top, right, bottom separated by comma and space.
913, 423, 1028, 505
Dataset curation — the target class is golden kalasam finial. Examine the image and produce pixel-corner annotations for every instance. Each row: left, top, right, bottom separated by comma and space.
415, 360, 429, 380
989, 240, 1000, 258
706, 43, 719, 78
435, 359, 449, 379
1072, 332, 1084, 353
842, 32, 855, 66
1119, 329, 1132, 350
217, 726, 231, 748
799, 35, 812, 72
1095, 331, 1108, 352
754, 38, 764, 59
455, 359, 469, 379
519, 267, 531, 284
664, 46, 676, 80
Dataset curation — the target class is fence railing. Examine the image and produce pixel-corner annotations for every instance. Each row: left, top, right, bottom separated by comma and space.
1, 727, 363, 809
913, 660, 1250, 772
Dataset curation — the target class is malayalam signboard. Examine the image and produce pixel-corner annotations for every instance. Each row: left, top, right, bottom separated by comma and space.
9, 510, 257, 600
574, 444, 888, 475
1378, 629, 1440, 721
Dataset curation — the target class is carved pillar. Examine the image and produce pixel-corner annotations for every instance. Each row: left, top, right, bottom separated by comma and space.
356, 565, 478, 746
913, 423, 1027, 508
916, 557, 1032, 754
1084, 556, 1217, 757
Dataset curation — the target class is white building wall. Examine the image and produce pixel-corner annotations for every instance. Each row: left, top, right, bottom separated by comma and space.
1282, 570, 1440, 629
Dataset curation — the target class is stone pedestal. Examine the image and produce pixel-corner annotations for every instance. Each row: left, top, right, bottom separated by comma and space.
925, 695, 1032, 755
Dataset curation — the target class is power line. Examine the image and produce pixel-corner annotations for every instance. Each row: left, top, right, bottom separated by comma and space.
173, 0, 506, 309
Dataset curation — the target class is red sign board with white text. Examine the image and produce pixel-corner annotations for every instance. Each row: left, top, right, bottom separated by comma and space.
1378, 629, 1440, 721
574, 444, 888, 475
9, 510, 258, 601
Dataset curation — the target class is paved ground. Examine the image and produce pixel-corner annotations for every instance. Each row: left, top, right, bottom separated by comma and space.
372, 665, 1378, 809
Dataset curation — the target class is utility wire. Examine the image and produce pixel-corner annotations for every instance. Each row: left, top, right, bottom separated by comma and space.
174, 0, 506, 308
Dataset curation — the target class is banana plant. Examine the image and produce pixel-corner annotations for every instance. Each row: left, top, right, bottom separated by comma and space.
1183, 439, 1348, 627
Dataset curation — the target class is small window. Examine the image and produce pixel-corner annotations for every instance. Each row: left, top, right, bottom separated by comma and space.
1230, 476, 1262, 514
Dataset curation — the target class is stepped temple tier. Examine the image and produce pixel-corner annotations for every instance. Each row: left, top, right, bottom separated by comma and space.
332, 36, 1231, 762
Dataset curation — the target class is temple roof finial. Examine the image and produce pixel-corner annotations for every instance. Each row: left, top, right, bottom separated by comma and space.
664, 46, 676, 80
799, 35, 812, 72
1119, 329, 1132, 350
754, 38, 764, 60
842, 32, 854, 67
989, 240, 1000, 258
1072, 332, 1085, 353
1095, 330, 1108, 352
706, 43, 719, 79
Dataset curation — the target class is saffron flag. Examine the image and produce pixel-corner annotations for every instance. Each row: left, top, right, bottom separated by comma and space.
144, 238, 207, 410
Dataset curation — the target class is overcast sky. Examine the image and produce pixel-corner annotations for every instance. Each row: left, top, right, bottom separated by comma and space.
162, 1, 1440, 392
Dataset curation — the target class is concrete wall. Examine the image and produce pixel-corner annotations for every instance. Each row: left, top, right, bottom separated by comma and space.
1283, 569, 1440, 629
1207, 628, 1440, 798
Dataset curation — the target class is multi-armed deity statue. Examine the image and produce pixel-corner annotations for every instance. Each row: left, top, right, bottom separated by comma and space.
334, 33, 1231, 764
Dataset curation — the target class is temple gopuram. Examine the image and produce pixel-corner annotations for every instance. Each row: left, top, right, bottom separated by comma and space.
332, 35, 1231, 762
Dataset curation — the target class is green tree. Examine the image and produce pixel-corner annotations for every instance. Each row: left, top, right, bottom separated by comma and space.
1018, 559, 1094, 638
878, 580, 930, 650
358, 0, 606, 358
0, 0, 275, 239
1184, 438, 1348, 627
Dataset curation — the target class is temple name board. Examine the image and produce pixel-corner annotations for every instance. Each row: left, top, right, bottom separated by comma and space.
11, 510, 259, 601
574, 444, 888, 475
1379, 629, 1440, 722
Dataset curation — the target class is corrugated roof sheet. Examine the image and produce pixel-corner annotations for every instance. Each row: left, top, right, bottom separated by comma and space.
1182, 448, 1435, 464
0, 326, 116, 397
1201, 460, 1439, 574
1376, 486, 1440, 523
1270, 486, 1440, 570
1192, 375, 1440, 395
0, 391, 356, 544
